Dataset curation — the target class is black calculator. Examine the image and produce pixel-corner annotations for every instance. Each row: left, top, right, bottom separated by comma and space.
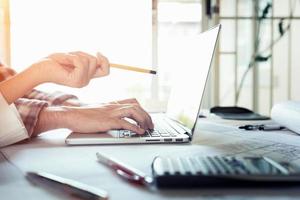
151, 155, 300, 188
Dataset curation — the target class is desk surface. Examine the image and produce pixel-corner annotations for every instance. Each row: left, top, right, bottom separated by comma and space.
1, 118, 300, 200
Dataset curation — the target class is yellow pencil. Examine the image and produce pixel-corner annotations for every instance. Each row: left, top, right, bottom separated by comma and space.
110, 63, 157, 75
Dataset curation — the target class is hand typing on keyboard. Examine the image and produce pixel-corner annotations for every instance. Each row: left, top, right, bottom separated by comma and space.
59, 98, 153, 135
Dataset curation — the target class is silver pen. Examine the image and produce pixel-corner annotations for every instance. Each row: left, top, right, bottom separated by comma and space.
27, 171, 109, 200
239, 124, 285, 131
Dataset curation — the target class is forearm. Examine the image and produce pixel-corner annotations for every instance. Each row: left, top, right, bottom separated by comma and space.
24, 89, 83, 107
0, 65, 45, 104
33, 106, 70, 136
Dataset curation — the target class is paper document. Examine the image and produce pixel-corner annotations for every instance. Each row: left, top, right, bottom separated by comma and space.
271, 101, 300, 135
195, 119, 300, 165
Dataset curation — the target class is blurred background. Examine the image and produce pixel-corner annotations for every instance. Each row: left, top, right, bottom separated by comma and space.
0, 0, 300, 116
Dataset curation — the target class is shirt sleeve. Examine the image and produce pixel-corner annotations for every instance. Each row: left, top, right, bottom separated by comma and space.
14, 98, 49, 138
23, 89, 81, 106
0, 92, 29, 147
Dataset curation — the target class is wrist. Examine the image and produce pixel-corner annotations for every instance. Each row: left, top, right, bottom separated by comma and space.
0, 64, 48, 104
29, 60, 51, 85
34, 106, 69, 135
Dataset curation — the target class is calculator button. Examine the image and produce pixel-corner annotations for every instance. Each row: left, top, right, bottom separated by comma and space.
174, 158, 183, 175
197, 157, 216, 175
217, 157, 236, 175
228, 157, 247, 175
194, 157, 205, 174
179, 157, 193, 175
189, 157, 204, 175
197, 157, 212, 175
185, 157, 197, 175
165, 157, 175, 175
208, 157, 226, 175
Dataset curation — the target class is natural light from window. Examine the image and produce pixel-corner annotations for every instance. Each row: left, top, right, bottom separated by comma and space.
10, 0, 153, 106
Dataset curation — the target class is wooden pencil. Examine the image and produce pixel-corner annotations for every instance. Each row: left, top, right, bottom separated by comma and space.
110, 63, 157, 75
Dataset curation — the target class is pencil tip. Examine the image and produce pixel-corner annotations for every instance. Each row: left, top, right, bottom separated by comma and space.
150, 70, 157, 75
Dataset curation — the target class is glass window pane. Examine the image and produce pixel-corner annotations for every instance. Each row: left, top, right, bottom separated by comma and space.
291, 20, 300, 100
257, 62, 271, 115
294, 0, 300, 17
273, 0, 290, 17
219, 54, 235, 106
238, 0, 253, 17
237, 20, 253, 69
220, 0, 236, 17
272, 20, 289, 104
220, 20, 236, 52
237, 19, 253, 109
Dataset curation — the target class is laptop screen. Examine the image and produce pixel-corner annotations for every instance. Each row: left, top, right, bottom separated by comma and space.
166, 25, 220, 131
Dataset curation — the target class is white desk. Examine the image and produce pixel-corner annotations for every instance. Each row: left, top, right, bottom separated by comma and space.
1, 118, 300, 200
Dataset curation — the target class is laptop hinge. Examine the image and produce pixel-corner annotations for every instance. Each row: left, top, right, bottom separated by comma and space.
186, 130, 193, 139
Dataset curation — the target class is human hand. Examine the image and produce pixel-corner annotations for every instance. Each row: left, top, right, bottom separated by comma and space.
32, 51, 109, 87
65, 100, 153, 134
0, 52, 109, 104
35, 98, 154, 135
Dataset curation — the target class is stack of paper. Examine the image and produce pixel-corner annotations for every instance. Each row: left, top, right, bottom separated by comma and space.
271, 101, 300, 135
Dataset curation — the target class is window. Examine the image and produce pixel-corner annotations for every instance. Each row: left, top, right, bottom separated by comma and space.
218, 0, 300, 115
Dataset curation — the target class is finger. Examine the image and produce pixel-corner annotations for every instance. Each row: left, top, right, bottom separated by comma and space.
132, 104, 153, 130
94, 52, 110, 77
111, 119, 145, 134
114, 105, 151, 130
132, 104, 154, 130
71, 51, 98, 79
113, 98, 140, 105
71, 54, 89, 87
126, 104, 153, 130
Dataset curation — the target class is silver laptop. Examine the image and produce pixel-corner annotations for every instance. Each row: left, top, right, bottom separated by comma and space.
65, 24, 221, 145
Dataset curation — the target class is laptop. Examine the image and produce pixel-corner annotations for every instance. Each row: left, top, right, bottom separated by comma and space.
65, 24, 221, 145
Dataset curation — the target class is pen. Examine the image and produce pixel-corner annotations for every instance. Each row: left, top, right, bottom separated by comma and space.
239, 124, 285, 131
110, 63, 157, 75
27, 171, 109, 200
96, 152, 153, 186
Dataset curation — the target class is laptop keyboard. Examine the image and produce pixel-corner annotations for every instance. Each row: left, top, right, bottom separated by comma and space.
118, 118, 181, 138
